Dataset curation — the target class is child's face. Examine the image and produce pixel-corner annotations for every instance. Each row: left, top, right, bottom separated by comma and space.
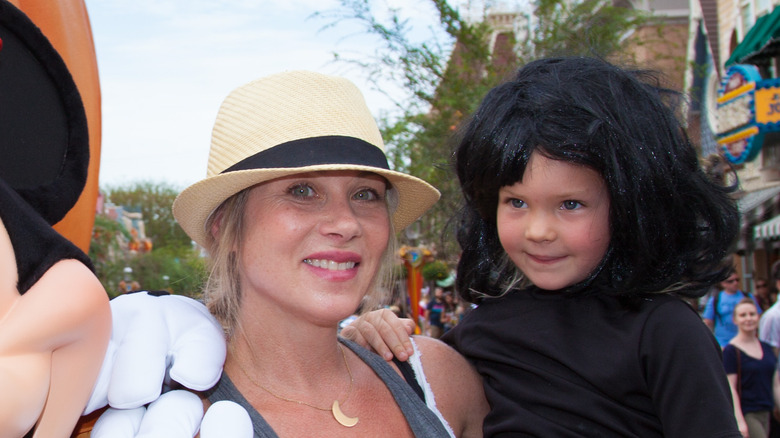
496, 153, 610, 291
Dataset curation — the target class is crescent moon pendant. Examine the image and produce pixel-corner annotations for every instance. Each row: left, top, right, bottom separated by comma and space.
332, 400, 359, 427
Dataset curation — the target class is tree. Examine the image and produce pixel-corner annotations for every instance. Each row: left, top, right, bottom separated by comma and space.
103, 181, 192, 251
318, 0, 647, 260
89, 213, 130, 295
92, 181, 206, 297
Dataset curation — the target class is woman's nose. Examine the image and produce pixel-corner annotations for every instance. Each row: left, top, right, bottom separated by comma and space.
319, 198, 362, 240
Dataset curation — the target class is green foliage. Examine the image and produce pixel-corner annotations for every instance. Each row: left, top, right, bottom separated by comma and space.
103, 181, 192, 251
123, 247, 207, 298
422, 259, 450, 282
527, 0, 648, 59
320, 0, 647, 259
89, 214, 129, 295
92, 181, 207, 298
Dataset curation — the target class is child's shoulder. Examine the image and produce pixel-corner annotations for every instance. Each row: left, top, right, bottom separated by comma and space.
635, 294, 699, 317
637, 295, 717, 342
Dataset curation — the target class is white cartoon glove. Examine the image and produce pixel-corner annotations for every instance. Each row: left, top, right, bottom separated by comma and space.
200, 400, 254, 438
91, 393, 253, 438
91, 390, 200, 437
85, 292, 227, 413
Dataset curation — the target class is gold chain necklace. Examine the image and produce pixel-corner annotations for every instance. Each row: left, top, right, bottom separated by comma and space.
235, 343, 359, 427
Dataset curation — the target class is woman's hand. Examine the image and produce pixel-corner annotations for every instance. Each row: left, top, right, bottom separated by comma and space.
340, 309, 415, 361
736, 414, 749, 437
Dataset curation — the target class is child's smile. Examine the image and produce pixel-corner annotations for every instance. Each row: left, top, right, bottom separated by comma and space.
496, 153, 611, 291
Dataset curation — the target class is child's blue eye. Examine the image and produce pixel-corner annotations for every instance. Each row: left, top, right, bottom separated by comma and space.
510, 199, 526, 208
562, 200, 582, 210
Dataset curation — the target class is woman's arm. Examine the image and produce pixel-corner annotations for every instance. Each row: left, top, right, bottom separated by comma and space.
726, 373, 748, 437
413, 335, 487, 438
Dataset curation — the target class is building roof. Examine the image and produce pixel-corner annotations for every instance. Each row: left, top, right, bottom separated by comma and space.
726, 5, 780, 66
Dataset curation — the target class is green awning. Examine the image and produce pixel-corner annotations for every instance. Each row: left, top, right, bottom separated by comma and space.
726, 5, 780, 66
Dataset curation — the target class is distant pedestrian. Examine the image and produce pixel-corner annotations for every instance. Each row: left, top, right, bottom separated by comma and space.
426, 287, 447, 339
755, 276, 774, 311
704, 268, 762, 347
724, 298, 777, 438
758, 262, 780, 438
759, 262, 780, 354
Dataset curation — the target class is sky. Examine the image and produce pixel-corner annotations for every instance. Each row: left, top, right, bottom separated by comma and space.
84, 0, 452, 189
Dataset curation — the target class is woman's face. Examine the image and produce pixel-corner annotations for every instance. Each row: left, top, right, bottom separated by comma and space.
237, 170, 390, 326
497, 153, 611, 291
733, 302, 759, 333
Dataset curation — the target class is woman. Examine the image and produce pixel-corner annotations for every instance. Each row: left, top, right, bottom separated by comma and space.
171, 71, 487, 437
724, 298, 777, 438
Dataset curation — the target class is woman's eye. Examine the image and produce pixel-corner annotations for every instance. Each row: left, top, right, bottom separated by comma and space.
562, 200, 582, 210
289, 184, 316, 198
354, 188, 382, 201
509, 199, 525, 208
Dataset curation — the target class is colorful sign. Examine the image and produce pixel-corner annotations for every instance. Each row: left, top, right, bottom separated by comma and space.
716, 65, 763, 164
716, 66, 780, 164
754, 79, 780, 127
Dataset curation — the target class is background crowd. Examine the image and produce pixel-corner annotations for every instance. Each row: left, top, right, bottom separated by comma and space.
697, 260, 780, 438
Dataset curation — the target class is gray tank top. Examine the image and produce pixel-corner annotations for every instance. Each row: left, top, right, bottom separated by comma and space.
206, 338, 451, 437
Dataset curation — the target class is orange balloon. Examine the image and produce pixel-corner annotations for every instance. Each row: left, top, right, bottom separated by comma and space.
11, 0, 102, 253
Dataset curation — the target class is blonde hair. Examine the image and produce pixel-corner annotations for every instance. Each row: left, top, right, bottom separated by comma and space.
203, 189, 250, 337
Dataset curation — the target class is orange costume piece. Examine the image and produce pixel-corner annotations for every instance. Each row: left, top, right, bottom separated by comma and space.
0, 1, 110, 436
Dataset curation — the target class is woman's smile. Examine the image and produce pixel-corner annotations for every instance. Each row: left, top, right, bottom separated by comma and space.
303, 259, 358, 271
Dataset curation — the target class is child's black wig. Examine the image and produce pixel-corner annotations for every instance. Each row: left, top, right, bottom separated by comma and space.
454, 56, 739, 302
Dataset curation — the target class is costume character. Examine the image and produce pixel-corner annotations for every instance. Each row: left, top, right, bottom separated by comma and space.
0, 3, 230, 436
0, 1, 110, 436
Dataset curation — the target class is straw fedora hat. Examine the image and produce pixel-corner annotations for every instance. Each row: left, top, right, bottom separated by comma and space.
173, 71, 440, 247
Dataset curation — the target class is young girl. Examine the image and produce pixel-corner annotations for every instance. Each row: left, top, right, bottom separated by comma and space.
348, 56, 742, 436
723, 298, 776, 438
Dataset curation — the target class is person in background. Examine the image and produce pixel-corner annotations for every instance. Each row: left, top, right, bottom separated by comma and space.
755, 277, 773, 311
426, 287, 447, 339
760, 262, 780, 355
442, 292, 458, 333
724, 298, 777, 437
757, 264, 780, 438
704, 268, 763, 347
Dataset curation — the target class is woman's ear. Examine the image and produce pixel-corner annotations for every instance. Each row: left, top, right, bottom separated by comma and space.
210, 211, 223, 240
